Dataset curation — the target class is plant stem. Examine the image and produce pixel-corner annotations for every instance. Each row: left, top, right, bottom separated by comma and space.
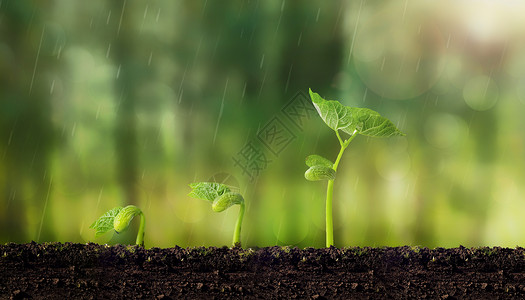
325, 179, 335, 247
136, 212, 145, 247
233, 202, 245, 247
325, 130, 357, 247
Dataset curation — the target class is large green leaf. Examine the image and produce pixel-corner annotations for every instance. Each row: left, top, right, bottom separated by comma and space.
89, 207, 123, 237
188, 182, 231, 202
309, 89, 405, 137
309, 89, 356, 134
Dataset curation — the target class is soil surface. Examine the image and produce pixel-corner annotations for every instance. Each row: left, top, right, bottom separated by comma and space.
1, 242, 525, 299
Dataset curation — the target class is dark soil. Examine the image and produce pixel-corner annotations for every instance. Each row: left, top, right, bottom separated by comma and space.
2, 242, 525, 299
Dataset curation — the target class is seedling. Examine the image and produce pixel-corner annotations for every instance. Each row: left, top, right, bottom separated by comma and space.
188, 182, 245, 247
89, 205, 146, 247
306, 89, 405, 247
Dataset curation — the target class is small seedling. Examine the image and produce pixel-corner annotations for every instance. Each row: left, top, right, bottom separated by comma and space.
89, 205, 145, 247
188, 182, 245, 247
306, 89, 405, 247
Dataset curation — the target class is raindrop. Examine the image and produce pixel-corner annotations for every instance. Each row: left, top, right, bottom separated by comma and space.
116, 64, 121, 79
297, 32, 302, 46
347, 0, 364, 65
29, 26, 45, 95
96, 104, 101, 120
56, 45, 63, 59
117, 0, 127, 36
178, 62, 188, 103
212, 34, 221, 58
71, 122, 77, 137
107, 10, 112, 24
202, 0, 208, 16
148, 51, 153, 66
213, 78, 229, 145
332, 2, 343, 36
241, 82, 247, 102
50, 80, 55, 94
8, 129, 13, 145
273, 1, 285, 40
178, 88, 183, 104
401, 0, 409, 23
36, 176, 53, 242
192, 37, 203, 68
258, 70, 267, 99
316, 8, 320, 22
497, 40, 508, 72
260, 53, 265, 69
143, 4, 149, 20
156, 8, 160, 22
106, 43, 111, 58
284, 64, 293, 93
95, 187, 104, 211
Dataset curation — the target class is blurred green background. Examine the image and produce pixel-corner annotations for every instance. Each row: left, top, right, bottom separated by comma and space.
1, 0, 525, 248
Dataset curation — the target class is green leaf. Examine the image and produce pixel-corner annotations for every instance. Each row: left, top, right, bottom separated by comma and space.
352, 107, 406, 137
305, 165, 336, 181
188, 182, 231, 202
212, 192, 244, 212
309, 89, 405, 137
306, 154, 333, 168
309, 89, 355, 134
90, 207, 123, 237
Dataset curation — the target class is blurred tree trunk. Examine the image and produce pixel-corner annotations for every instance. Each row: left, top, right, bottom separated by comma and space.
111, 1, 149, 205
0, 2, 56, 242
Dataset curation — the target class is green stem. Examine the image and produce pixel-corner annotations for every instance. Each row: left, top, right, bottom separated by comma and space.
136, 212, 145, 247
325, 130, 357, 247
325, 179, 335, 247
233, 202, 245, 247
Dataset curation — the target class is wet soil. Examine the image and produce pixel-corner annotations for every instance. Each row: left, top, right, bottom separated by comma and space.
1, 242, 525, 299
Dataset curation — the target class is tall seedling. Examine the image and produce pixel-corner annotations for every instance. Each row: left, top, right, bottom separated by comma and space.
306, 89, 405, 247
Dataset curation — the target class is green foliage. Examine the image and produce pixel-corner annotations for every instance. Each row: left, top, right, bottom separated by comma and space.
89, 207, 123, 237
189, 182, 245, 247
309, 89, 405, 137
306, 89, 405, 247
188, 182, 231, 202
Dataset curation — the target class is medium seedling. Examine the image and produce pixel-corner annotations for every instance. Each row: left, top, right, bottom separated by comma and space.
188, 182, 245, 247
90, 205, 146, 247
306, 89, 405, 247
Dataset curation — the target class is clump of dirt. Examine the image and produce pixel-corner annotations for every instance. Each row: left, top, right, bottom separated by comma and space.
1, 242, 525, 299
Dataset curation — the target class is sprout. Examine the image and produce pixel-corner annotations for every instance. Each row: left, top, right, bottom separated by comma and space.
189, 182, 245, 247
306, 89, 405, 247
89, 205, 145, 247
